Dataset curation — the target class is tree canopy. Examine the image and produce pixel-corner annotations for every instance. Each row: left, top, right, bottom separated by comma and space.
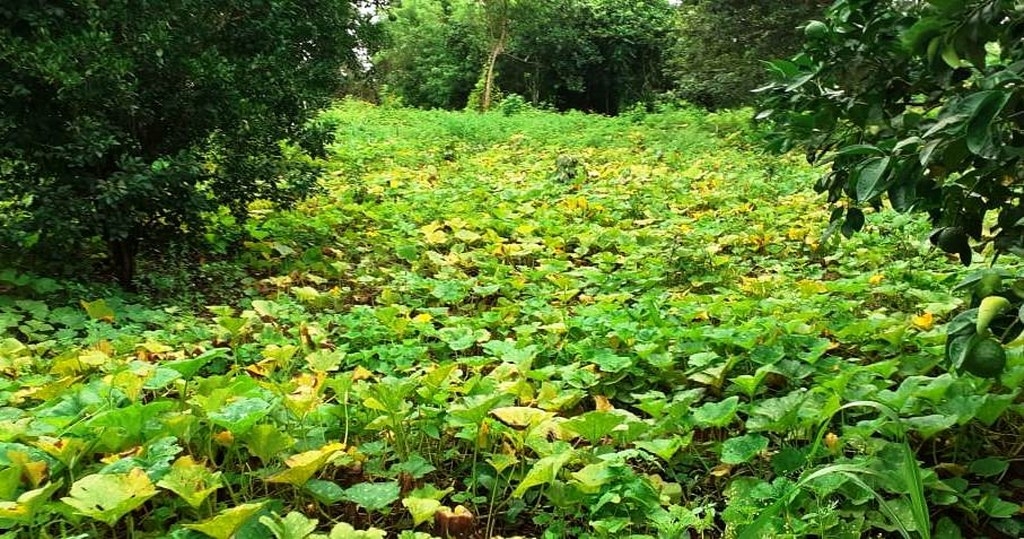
0, 0, 361, 285
760, 0, 1024, 377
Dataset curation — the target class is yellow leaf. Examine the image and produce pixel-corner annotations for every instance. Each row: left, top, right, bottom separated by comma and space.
412, 313, 433, 324
420, 222, 448, 244
593, 395, 614, 412
184, 502, 266, 539
264, 443, 345, 486
62, 469, 157, 526
869, 274, 884, 286
709, 463, 732, 478
351, 365, 374, 381
32, 437, 88, 466
490, 407, 553, 428
8, 451, 47, 488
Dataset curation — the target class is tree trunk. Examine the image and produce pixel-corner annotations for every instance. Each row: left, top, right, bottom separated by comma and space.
107, 238, 138, 290
481, 28, 506, 112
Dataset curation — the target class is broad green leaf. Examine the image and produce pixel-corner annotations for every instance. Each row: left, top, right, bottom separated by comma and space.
305, 479, 346, 504
157, 456, 222, 508
391, 454, 436, 479
571, 461, 617, 493
562, 411, 624, 443
693, 396, 740, 427
164, 348, 228, 379
854, 156, 891, 202
293, 286, 322, 303
437, 326, 477, 351
720, 434, 769, 465
589, 349, 633, 373
634, 434, 691, 461
260, 511, 318, 539
512, 451, 573, 497
487, 453, 519, 474
968, 457, 1008, 478
0, 467, 21, 500
185, 502, 266, 539
981, 496, 1020, 518
344, 481, 400, 512
208, 397, 272, 435
244, 424, 295, 465
0, 338, 28, 358
903, 414, 957, 438
965, 90, 1010, 154
61, 469, 158, 526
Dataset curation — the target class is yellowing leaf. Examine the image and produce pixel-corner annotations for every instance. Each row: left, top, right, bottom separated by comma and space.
593, 396, 613, 412
284, 373, 324, 417
0, 481, 61, 523
412, 313, 433, 324
709, 463, 732, 478
265, 443, 345, 486
292, 286, 322, 303
869, 274, 884, 286
7, 451, 47, 488
351, 365, 374, 381
490, 407, 553, 428
61, 469, 158, 526
402, 497, 442, 526
80, 299, 115, 322
32, 437, 88, 466
420, 222, 448, 244
157, 456, 223, 508
185, 501, 266, 539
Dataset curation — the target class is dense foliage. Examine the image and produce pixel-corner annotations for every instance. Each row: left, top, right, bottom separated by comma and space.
374, 0, 675, 113
665, 0, 828, 109
0, 1, 360, 286
0, 101, 1021, 538
759, 0, 1024, 378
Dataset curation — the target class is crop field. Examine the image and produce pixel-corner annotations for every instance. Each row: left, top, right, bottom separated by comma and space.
0, 101, 1021, 538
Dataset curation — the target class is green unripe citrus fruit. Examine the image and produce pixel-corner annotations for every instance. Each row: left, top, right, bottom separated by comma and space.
805, 20, 829, 39
961, 337, 1006, 378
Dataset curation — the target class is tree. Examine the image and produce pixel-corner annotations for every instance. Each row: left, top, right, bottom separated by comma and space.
759, 0, 1024, 377
479, 0, 513, 111
374, 0, 676, 114
0, 1, 360, 286
374, 0, 487, 109
665, 0, 827, 109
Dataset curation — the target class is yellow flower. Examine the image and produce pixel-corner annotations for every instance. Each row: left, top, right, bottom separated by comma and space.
912, 312, 934, 331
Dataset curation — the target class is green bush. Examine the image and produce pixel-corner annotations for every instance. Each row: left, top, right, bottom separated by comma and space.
0, 0, 359, 286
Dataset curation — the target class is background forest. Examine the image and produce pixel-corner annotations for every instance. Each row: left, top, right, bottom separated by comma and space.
365, 0, 827, 113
